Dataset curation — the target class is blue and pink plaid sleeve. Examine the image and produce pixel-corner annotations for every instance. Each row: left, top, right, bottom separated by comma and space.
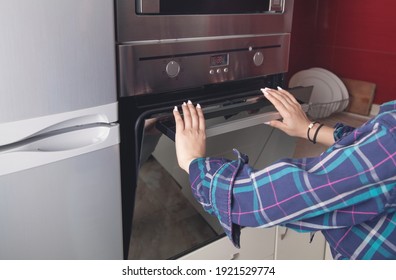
188, 102, 396, 259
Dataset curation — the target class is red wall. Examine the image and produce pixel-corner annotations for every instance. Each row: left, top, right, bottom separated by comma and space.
289, 0, 396, 104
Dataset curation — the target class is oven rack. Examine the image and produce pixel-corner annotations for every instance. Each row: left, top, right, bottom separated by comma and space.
307, 99, 349, 119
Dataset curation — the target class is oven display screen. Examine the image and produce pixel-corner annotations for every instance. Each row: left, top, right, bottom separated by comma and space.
210, 54, 229, 67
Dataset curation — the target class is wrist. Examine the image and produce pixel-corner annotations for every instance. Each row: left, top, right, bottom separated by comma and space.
181, 157, 198, 174
307, 121, 324, 144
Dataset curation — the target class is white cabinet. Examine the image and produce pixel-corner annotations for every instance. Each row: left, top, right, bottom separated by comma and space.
274, 226, 326, 260
324, 242, 333, 260
179, 227, 276, 260
180, 226, 328, 260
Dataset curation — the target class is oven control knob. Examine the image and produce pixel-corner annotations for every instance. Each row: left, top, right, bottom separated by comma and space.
253, 52, 264, 66
166, 61, 180, 78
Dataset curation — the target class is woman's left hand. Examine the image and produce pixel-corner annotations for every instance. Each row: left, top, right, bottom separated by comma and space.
261, 87, 311, 139
173, 101, 206, 173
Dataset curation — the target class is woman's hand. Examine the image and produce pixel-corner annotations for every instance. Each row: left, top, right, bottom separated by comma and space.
173, 101, 206, 173
261, 87, 311, 139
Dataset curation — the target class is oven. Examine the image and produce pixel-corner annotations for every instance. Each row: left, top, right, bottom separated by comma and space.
115, 0, 301, 259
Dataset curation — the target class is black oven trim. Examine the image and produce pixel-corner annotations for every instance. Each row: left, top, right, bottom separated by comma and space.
154, 93, 274, 142
118, 74, 314, 259
118, 75, 285, 259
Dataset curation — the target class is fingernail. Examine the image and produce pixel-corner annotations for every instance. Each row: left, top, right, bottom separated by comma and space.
182, 102, 187, 106
173, 106, 178, 112
187, 100, 192, 105
264, 121, 271, 125
196, 103, 201, 109
277, 86, 283, 90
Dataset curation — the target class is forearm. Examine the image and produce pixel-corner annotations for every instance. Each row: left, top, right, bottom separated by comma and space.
190, 134, 394, 229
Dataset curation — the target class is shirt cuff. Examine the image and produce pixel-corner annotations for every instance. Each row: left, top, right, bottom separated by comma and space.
333, 123, 355, 141
188, 149, 248, 248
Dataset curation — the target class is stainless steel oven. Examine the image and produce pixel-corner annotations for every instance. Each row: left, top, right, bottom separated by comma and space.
115, 0, 299, 259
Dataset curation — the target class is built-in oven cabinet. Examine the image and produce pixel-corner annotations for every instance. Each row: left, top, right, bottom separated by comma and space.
179, 227, 276, 260
275, 227, 326, 260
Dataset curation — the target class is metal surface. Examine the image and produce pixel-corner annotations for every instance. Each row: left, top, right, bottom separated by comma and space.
0, 146, 123, 260
136, 0, 159, 14
0, 0, 123, 260
118, 34, 290, 96
115, 0, 294, 42
0, 0, 116, 124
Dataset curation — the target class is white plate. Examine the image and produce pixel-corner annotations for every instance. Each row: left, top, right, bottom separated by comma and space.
289, 69, 342, 118
311, 67, 349, 111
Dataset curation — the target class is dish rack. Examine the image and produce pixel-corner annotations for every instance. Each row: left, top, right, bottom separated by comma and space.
307, 99, 349, 119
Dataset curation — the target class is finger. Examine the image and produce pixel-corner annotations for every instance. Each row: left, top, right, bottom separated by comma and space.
187, 100, 199, 129
276, 86, 299, 104
181, 101, 192, 129
263, 87, 295, 107
173, 106, 184, 131
196, 103, 206, 132
266, 119, 288, 132
264, 88, 296, 114
261, 88, 289, 115
270, 88, 295, 107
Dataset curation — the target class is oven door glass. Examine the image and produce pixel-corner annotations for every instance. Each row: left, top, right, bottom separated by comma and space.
128, 94, 305, 259
137, 0, 273, 15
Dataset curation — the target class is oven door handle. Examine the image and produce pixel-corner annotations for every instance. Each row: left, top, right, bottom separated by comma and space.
206, 111, 280, 138
155, 103, 309, 141
206, 104, 308, 138
206, 103, 309, 137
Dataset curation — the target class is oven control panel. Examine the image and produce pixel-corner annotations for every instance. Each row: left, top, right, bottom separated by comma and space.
118, 34, 290, 96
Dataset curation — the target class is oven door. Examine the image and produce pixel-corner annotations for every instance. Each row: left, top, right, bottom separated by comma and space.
129, 87, 310, 259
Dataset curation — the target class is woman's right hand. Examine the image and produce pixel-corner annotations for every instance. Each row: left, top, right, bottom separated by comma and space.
261, 87, 311, 139
173, 101, 206, 173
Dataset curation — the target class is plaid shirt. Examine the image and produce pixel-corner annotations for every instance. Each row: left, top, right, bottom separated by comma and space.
189, 101, 396, 260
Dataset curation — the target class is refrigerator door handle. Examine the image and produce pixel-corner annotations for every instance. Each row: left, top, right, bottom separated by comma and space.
17, 124, 114, 152
0, 123, 119, 176
0, 103, 118, 146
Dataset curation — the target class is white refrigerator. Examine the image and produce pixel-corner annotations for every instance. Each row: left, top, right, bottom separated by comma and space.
0, 1, 123, 259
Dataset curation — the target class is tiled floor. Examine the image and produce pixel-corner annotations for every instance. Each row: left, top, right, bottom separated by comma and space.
128, 112, 369, 260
